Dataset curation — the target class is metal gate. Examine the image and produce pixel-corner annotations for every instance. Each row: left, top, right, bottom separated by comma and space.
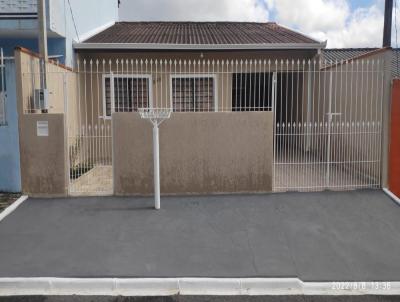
273, 58, 384, 191
66, 61, 113, 196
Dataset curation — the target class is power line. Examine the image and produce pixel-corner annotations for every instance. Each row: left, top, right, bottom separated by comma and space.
67, 0, 80, 42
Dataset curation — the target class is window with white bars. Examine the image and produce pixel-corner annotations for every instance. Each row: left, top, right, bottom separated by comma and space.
171, 76, 215, 112
103, 75, 151, 117
232, 73, 274, 111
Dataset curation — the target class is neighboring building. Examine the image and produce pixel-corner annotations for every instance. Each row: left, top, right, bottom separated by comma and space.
0, 0, 118, 65
322, 48, 400, 78
0, 0, 118, 192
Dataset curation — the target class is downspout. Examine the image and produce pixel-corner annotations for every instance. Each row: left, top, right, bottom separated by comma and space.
381, 0, 395, 197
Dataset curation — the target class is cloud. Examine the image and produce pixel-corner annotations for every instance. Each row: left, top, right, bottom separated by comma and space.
267, 0, 350, 32
119, 0, 393, 48
119, 0, 269, 22
310, 5, 384, 48
267, 0, 384, 48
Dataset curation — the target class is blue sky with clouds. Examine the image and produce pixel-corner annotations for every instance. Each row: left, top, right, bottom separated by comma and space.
350, 0, 378, 8
266, 0, 381, 19
119, 0, 398, 48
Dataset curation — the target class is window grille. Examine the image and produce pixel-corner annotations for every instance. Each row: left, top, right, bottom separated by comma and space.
104, 75, 150, 117
172, 77, 215, 112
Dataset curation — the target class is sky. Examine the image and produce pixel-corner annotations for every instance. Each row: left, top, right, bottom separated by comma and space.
118, 0, 400, 48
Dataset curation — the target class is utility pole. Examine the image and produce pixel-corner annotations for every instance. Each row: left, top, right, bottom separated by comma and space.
38, 0, 48, 112
383, 0, 393, 47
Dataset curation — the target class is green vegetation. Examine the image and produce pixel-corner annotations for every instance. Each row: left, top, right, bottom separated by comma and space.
0, 193, 21, 212
70, 163, 94, 180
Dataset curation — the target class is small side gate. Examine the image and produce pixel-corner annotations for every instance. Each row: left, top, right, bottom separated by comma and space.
66, 62, 113, 196
273, 59, 384, 191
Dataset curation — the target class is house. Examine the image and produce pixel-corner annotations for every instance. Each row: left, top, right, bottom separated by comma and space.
13, 22, 392, 197
0, 0, 118, 192
321, 47, 400, 78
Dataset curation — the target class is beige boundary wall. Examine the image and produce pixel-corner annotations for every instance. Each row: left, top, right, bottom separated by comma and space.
113, 112, 273, 195
18, 114, 67, 196
15, 48, 71, 196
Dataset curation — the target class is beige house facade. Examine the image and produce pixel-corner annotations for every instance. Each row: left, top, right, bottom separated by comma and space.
15, 22, 390, 197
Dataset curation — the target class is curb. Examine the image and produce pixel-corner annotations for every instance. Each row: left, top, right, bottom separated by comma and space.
0, 278, 399, 296
0, 195, 28, 223
383, 188, 400, 206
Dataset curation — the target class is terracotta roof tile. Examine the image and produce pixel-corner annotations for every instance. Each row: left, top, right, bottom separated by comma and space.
84, 22, 319, 45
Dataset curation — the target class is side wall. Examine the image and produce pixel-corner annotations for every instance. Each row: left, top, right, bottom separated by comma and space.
113, 112, 273, 195
15, 48, 74, 196
389, 79, 400, 197
18, 48, 74, 114
0, 61, 21, 192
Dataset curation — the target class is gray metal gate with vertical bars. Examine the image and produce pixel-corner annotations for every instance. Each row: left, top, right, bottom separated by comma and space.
273, 58, 384, 191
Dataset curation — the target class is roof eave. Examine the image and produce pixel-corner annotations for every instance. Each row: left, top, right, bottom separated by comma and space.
73, 42, 327, 51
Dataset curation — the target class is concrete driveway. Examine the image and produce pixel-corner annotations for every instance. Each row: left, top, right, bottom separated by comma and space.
0, 190, 400, 282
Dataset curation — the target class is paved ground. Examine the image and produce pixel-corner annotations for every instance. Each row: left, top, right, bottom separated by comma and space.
70, 165, 113, 196
0, 190, 400, 281
274, 150, 378, 191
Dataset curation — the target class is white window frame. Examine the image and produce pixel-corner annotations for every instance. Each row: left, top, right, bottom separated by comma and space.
101, 74, 153, 119
169, 74, 218, 112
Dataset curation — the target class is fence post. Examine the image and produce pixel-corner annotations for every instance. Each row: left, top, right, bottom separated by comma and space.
326, 68, 333, 186
305, 63, 312, 152
63, 72, 69, 195
153, 123, 160, 209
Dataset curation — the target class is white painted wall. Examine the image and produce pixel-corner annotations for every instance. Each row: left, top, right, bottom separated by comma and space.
51, 0, 118, 65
